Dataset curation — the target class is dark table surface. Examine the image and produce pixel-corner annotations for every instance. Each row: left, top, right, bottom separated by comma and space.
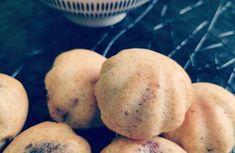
0, 0, 235, 152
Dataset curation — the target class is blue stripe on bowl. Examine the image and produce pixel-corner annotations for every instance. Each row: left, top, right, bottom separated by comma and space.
42, 0, 149, 18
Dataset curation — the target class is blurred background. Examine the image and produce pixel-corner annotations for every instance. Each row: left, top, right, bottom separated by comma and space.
0, 0, 234, 152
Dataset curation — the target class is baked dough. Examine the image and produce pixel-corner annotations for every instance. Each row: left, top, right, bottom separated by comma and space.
101, 137, 186, 153
0, 74, 28, 148
164, 83, 235, 153
95, 48, 193, 139
3, 122, 91, 153
45, 49, 106, 129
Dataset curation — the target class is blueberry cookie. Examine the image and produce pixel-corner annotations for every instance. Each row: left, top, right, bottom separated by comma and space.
45, 49, 106, 129
95, 48, 193, 139
164, 83, 235, 153
101, 137, 186, 153
4, 122, 91, 153
0, 74, 28, 148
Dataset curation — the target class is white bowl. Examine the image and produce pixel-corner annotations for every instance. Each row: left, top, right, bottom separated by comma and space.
41, 0, 149, 27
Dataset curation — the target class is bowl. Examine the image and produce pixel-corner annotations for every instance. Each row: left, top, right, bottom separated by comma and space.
41, 0, 149, 27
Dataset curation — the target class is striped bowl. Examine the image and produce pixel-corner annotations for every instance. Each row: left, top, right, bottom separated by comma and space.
41, 0, 149, 27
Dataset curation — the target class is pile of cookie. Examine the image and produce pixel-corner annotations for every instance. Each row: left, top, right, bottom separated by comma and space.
1, 48, 234, 153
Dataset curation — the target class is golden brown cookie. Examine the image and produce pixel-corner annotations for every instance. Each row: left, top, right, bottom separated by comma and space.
95, 48, 193, 140
101, 137, 186, 153
45, 49, 106, 129
164, 83, 235, 153
3, 122, 91, 153
0, 74, 28, 148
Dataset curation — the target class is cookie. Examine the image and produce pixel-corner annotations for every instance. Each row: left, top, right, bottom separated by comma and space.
3, 122, 91, 153
45, 49, 106, 129
101, 137, 186, 153
0, 74, 28, 148
95, 48, 193, 139
164, 83, 235, 153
